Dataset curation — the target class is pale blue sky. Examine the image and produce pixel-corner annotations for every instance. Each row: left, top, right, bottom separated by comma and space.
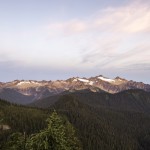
0, 0, 150, 83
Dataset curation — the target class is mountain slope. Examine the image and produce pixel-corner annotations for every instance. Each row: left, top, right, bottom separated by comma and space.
51, 95, 150, 150
30, 89, 150, 114
0, 75, 150, 104
1, 94, 150, 150
0, 88, 34, 104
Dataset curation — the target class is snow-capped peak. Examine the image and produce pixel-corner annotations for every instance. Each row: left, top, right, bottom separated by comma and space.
115, 76, 127, 81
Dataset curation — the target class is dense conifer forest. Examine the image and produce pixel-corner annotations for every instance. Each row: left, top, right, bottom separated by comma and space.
1, 89, 150, 149
0, 99, 81, 150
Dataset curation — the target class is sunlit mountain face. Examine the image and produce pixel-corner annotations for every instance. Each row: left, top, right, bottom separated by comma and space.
0, 75, 150, 104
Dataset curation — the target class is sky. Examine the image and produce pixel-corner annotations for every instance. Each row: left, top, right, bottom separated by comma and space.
0, 0, 150, 83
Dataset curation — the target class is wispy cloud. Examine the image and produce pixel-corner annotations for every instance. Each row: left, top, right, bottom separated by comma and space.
48, 1, 150, 35
8, 0, 150, 71
0, 0, 150, 82
93, 2, 150, 34
54, 0, 150, 71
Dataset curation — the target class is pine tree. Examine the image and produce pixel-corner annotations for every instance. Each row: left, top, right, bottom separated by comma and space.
26, 110, 82, 150
4, 132, 26, 150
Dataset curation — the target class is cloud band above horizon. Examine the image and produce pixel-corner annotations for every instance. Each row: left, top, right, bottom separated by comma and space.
0, 0, 150, 83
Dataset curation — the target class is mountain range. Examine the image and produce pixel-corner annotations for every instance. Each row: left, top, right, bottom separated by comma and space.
0, 75, 150, 104
1, 75, 150, 149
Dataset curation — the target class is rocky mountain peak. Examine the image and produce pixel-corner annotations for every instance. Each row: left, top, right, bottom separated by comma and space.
0, 75, 150, 104
115, 76, 127, 81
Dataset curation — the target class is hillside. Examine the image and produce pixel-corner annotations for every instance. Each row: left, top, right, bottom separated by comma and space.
52, 95, 150, 150
1, 89, 150, 149
0, 88, 34, 104
0, 99, 82, 150
30, 89, 150, 114
0, 99, 50, 149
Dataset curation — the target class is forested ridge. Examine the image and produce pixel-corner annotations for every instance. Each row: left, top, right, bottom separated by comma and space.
0, 99, 82, 150
52, 94, 150, 150
1, 89, 150, 149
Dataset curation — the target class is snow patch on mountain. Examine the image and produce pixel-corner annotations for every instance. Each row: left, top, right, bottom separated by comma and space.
78, 78, 89, 83
77, 78, 94, 85
89, 81, 94, 85
118, 79, 123, 81
31, 81, 41, 85
98, 77, 115, 83
17, 81, 31, 86
17, 81, 41, 86
73, 79, 78, 82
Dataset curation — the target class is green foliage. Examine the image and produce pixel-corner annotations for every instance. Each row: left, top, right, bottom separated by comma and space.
1, 89, 150, 150
1, 109, 82, 150
3, 132, 26, 150
0, 99, 49, 149
52, 94, 150, 150
26, 111, 82, 150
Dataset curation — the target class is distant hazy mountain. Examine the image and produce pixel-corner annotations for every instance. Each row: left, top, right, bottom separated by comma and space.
0, 75, 150, 104
0, 88, 33, 104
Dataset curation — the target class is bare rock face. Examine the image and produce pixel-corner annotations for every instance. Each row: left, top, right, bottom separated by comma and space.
0, 75, 150, 104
